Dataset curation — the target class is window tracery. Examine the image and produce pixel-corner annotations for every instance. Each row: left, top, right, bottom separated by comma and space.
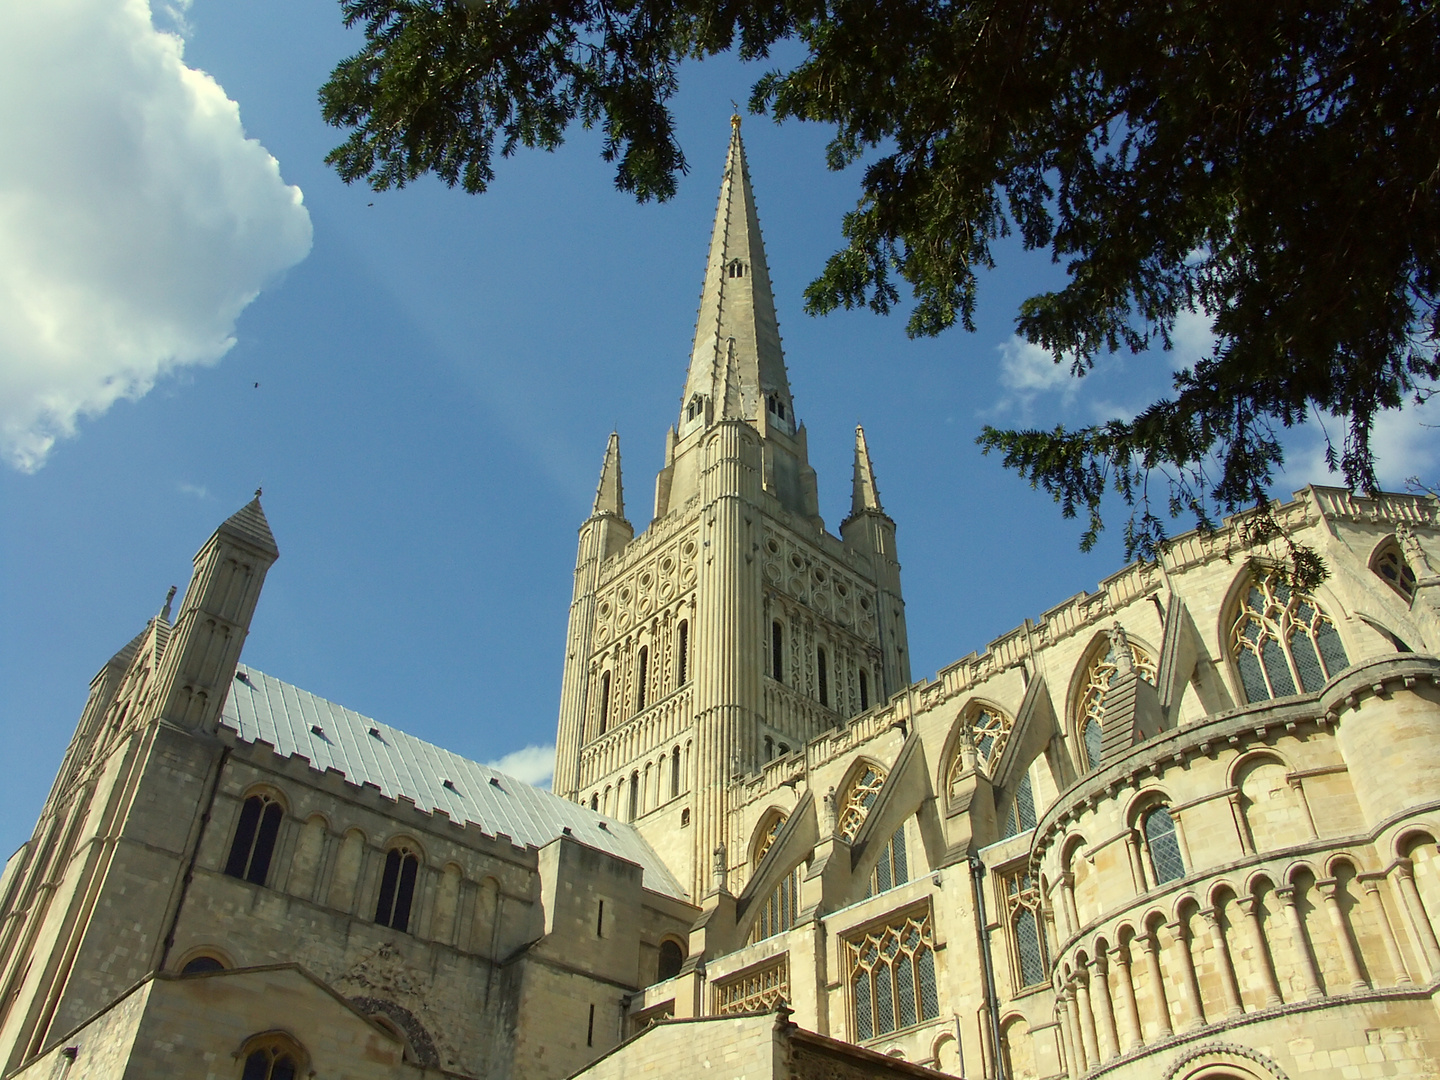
946, 703, 1014, 790
749, 812, 800, 942
1230, 569, 1349, 702
837, 764, 886, 842
1372, 539, 1418, 602
238, 1034, 306, 1080
1076, 636, 1156, 769
1001, 770, 1037, 839
1000, 869, 1048, 989
848, 909, 939, 1041
714, 957, 788, 1015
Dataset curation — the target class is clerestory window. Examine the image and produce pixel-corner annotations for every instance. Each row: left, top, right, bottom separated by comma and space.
848, 910, 939, 1041
375, 846, 421, 932
224, 793, 284, 887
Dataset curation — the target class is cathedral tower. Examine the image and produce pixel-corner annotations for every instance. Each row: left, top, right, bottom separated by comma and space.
554, 119, 910, 898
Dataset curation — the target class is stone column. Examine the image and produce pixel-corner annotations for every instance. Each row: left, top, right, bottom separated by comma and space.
1060, 873, 1080, 939
1287, 776, 1319, 840
1167, 919, 1206, 1030
1062, 984, 1086, 1076
1317, 879, 1369, 991
1277, 886, 1325, 999
1075, 967, 1101, 1069
1091, 952, 1121, 1061
1110, 944, 1144, 1052
1202, 908, 1244, 1017
1391, 860, 1440, 978
1237, 896, 1283, 1006
1142, 932, 1173, 1037
1361, 878, 1412, 985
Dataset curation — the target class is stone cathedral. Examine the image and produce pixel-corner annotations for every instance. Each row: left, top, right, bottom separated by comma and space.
4, 122, 1440, 1080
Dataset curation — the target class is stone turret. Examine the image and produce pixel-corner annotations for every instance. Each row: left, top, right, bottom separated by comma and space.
152, 494, 279, 732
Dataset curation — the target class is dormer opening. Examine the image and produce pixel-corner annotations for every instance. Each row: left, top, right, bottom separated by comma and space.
765, 394, 787, 422
727, 259, 746, 278
686, 394, 704, 421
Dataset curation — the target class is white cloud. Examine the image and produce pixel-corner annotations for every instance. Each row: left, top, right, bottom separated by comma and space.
987, 336, 1085, 421
177, 481, 208, 498
1283, 402, 1440, 491
0, 0, 312, 471
486, 745, 556, 789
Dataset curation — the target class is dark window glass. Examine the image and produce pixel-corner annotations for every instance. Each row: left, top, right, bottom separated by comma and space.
658, 940, 685, 981
636, 646, 649, 711
677, 621, 689, 685
225, 795, 283, 886
181, 955, 224, 974
671, 746, 681, 797
772, 622, 784, 682
376, 848, 420, 931
859, 670, 869, 710
817, 647, 829, 706
1083, 720, 1102, 770
598, 672, 610, 735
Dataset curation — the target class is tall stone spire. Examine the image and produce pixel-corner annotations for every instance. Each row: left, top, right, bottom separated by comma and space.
593, 431, 624, 518
679, 115, 792, 426
850, 425, 884, 517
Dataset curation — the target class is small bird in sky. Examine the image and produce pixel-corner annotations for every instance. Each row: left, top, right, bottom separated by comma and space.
254, 382, 260, 388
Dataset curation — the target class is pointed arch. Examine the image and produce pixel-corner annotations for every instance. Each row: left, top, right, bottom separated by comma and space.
1069, 629, 1156, 771
1371, 534, 1419, 603
836, 758, 888, 842
1225, 565, 1350, 702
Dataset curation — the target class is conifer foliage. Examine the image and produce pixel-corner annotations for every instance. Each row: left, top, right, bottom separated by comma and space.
321, 0, 1440, 557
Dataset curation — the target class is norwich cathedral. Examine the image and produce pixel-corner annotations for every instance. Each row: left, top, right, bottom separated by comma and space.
6, 120, 1440, 1080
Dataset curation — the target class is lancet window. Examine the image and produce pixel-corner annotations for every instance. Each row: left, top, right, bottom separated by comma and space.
848, 909, 939, 1041
677, 620, 689, 685
1000, 869, 1048, 989
1076, 636, 1156, 770
837, 765, 886, 842
1230, 569, 1349, 702
225, 792, 284, 887
375, 845, 420, 932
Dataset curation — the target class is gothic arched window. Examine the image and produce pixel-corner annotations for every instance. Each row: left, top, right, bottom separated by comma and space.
727, 258, 746, 278
859, 669, 870, 710
848, 910, 938, 1041
1372, 539, 1418, 603
1001, 870, 1048, 989
838, 765, 887, 842
771, 621, 784, 682
817, 646, 829, 706
636, 645, 649, 712
947, 703, 1015, 790
375, 845, 421, 931
1230, 569, 1349, 702
1076, 635, 1155, 770
597, 671, 611, 735
238, 1034, 307, 1080
225, 793, 284, 887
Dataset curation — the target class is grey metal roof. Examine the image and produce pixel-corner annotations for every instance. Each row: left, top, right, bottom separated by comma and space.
219, 666, 688, 901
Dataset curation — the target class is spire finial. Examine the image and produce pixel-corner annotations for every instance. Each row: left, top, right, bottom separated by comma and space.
160, 585, 177, 622
254, 486, 262, 500
592, 432, 625, 519
850, 425, 884, 517
731, 110, 742, 132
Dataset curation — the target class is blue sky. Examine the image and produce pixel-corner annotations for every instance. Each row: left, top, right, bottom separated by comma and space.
2, 0, 1436, 855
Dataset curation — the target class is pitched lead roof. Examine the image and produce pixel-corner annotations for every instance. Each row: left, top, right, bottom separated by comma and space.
219, 666, 688, 901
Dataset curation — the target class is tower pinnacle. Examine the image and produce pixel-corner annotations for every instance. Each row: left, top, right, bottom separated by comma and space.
849, 425, 885, 518
679, 119, 791, 428
593, 431, 625, 519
